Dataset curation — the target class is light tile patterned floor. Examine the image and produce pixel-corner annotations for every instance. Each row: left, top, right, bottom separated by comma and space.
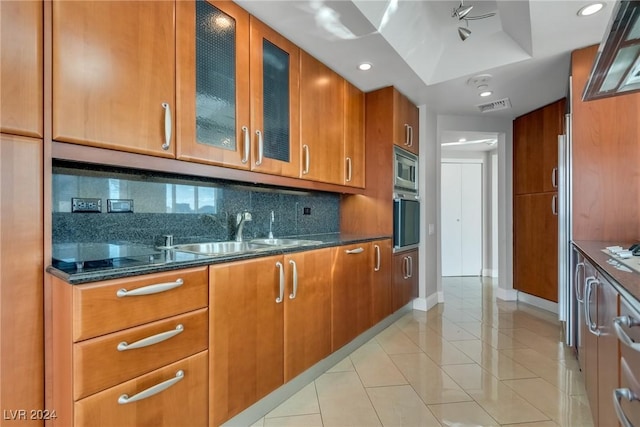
251, 277, 592, 427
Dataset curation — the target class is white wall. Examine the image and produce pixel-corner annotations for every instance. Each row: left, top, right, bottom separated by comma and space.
436, 114, 515, 301
415, 105, 439, 311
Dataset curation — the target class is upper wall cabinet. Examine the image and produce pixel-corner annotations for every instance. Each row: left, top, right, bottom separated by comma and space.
0, 0, 43, 138
177, 1, 300, 178
300, 51, 344, 185
393, 89, 419, 155
344, 81, 365, 188
52, 1, 176, 157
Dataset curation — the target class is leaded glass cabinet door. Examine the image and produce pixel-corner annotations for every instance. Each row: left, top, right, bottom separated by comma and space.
249, 17, 300, 178
177, 0, 251, 169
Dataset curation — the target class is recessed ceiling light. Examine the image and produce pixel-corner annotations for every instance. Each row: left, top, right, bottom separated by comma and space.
357, 62, 372, 71
577, 2, 605, 16
459, 138, 467, 142
479, 90, 493, 97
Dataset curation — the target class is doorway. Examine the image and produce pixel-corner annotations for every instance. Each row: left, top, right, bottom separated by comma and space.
441, 161, 483, 276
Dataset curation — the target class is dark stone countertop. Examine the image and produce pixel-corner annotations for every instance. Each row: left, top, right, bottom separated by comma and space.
573, 240, 640, 306
47, 233, 392, 285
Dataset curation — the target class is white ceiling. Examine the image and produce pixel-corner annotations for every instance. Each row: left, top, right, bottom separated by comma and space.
235, 0, 615, 119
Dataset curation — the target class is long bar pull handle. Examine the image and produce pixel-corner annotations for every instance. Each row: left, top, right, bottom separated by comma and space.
276, 261, 284, 303
408, 256, 413, 278
345, 247, 364, 254
613, 315, 640, 352
551, 195, 558, 215
161, 102, 172, 151
118, 370, 184, 404
117, 279, 183, 298
374, 244, 381, 272
117, 324, 184, 351
613, 388, 638, 427
255, 130, 264, 166
241, 126, 250, 164
302, 144, 310, 175
289, 260, 298, 299
403, 256, 409, 279
575, 264, 586, 303
404, 124, 410, 146
552, 167, 558, 188
584, 278, 600, 336
409, 126, 414, 147
346, 157, 352, 182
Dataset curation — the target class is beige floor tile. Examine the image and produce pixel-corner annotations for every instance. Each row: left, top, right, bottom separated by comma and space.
428, 318, 478, 341
263, 414, 323, 427
441, 363, 494, 390
315, 371, 381, 427
266, 382, 319, 419
349, 341, 408, 387
390, 353, 472, 405
374, 324, 422, 354
250, 417, 265, 427
325, 356, 355, 373
451, 340, 538, 380
502, 378, 594, 426
404, 327, 475, 366
428, 401, 499, 426
366, 385, 442, 427
504, 422, 559, 427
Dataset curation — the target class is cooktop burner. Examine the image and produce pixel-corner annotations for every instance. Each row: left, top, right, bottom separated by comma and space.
52, 243, 162, 273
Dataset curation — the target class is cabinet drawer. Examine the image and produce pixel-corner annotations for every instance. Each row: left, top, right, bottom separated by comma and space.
75, 351, 208, 427
72, 267, 208, 341
74, 308, 208, 400
617, 298, 640, 426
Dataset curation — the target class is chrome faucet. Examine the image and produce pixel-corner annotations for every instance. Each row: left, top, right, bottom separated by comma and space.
235, 211, 252, 242
268, 210, 275, 239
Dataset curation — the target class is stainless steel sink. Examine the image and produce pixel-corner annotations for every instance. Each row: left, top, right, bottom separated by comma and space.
170, 241, 271, 256
249, 238, 323, 247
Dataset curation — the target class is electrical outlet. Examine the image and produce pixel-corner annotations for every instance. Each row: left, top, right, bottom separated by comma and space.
72, 198, 102, 213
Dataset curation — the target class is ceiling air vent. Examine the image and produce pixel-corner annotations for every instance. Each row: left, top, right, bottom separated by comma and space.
476, 97, 511, 113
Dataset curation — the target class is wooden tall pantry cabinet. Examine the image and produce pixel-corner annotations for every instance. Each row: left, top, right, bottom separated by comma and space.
513, 98, 565, 302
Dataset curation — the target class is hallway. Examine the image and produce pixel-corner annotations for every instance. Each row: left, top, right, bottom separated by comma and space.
249, 277, 592, 427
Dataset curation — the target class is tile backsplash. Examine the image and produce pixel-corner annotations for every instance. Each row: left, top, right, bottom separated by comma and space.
52, 162, 340, 245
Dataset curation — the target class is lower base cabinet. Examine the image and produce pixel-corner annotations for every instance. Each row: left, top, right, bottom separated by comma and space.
371, 239, 393, 325
210, 248, 332, 426
392, 249, 418, 312
617, 297, 640, 426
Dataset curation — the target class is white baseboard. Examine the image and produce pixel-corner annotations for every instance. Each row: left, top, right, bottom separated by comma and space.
496, 287, 518, 301
517, 292, 559, 314
437, 291, 445, 303
413, 293, 439, 312
482, 269, 498, 278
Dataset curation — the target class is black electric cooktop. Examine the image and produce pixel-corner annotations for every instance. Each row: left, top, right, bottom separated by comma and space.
52, 243, 162, 273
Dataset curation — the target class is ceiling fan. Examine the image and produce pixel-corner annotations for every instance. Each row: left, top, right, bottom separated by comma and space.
451, 0, 496, 41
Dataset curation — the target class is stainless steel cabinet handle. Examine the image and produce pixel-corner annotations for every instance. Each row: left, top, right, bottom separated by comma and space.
551, 195, 558, 215
408, 256, 413, 278
241, 126, 250, 164
116, 278, 183, 298
613, 388, 638, 427
613, 315, 640, 352
161, 102, 172, 151
345, 247, 364, 254
346, 157, 352, 182
117, 324, 184, 351
302, 144, 310, 175
403, 256, 410, 279
289, 259, 298, 299
404, 124, 410, 146
409, 125, 414, 147
276, 261, 284, 303
575, 263, 586, 303
552, 167, 558, 188
584, 278, 600, 336
374, 244, 381, 272
118, 370, 184, 404
255, 130, 264, 166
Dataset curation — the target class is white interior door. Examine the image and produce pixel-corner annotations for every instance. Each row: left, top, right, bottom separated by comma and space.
441, 162, 482, 276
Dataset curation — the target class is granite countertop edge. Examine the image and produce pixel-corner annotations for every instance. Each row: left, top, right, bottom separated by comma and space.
573, 240, 640, 307
47, 233, 392, 285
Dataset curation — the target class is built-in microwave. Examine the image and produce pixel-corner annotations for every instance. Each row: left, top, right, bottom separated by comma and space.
394, 146, 418, 195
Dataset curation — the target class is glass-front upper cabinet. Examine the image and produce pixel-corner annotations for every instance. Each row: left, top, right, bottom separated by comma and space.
177, 0, 300, 178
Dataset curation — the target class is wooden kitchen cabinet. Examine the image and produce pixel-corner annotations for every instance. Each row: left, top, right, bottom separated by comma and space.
0, 134, 43, 426
513, 99, 565, 195
300, 51, 344, 184
177, 1, 300, 178
210, 249, 332, 425
513, 192, 558, 302
595, 276, 619, 427
394, 88, 419, 155
331, 243, 373, 351
617, 297, 640, 426
52, 0, 176, 157
0, 0, 43, 138
344, 81, 365, 188
48, 267, 209, 427
582, 259, 599, 424
392, 249, 418, 312
371, 239, 393, 324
